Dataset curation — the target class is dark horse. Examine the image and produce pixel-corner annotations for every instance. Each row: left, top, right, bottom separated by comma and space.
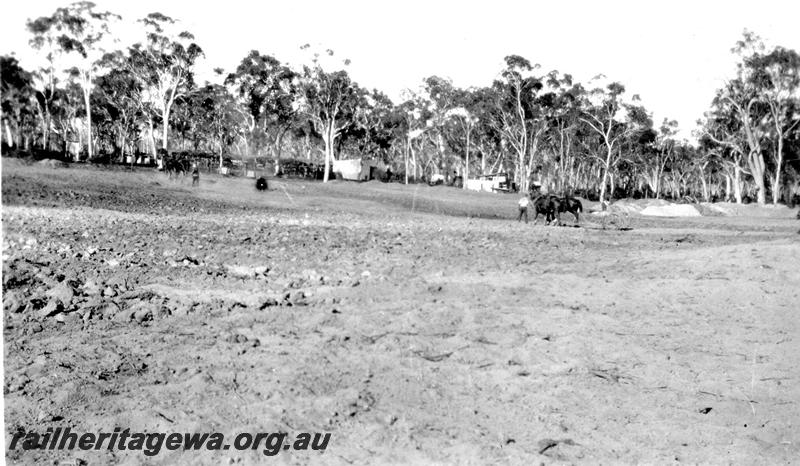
164, 158, 187, 179
531, 195, 583, 225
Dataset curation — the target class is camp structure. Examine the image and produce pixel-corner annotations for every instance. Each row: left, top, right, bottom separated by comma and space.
465, 172, 513, 193
332, 158, 385, 181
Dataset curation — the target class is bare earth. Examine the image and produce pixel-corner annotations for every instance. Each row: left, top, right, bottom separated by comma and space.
2, 159, 799, 465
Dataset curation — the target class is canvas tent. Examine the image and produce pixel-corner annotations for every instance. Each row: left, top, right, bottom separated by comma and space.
332, 158, 385, 181
465, 173, 511, 193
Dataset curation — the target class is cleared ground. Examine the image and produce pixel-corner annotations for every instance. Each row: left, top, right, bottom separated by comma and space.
2, 158, 799, 465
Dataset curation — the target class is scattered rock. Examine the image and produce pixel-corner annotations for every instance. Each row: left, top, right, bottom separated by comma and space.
133, 304, 154, 324
3, 291, 27, 313
82, 280, 101, 296
287, 290, 307, 306
537, 437, 576, 455
113, 309, 136, 322
225, 264, 269, 279
7, 374, 31, 393
119, 289, 156, 301
155, 305, 172, 319
46, 283, 75, 308
225, 333, 249, 344
260, 297, 279, 309
175, 301, 198, 315
37, 299, 64, 319
96, 300, 121, 320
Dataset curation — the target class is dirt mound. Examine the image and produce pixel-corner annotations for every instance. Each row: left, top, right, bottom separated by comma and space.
36, 158, 68, 169
697, 203, 735, 216
641, 204, 701, 217
606, 198, 670, 214
697, 202, 798, 218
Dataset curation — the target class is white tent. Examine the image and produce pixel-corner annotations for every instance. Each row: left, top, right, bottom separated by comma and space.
332, 158, 385, 181
465, 173, 509, 193
332, 159, 363, 180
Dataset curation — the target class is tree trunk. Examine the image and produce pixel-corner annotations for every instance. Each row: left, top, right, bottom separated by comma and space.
43, 104, 52, 151
734, 164, 743, 204
654, 165, 663, 200
598, 143, 613, 208
162, 104, 171, 152
83, 88, 93, 160
437, 133, 446, 178
3, 120, 14, 148
148, 117, 157, 156
322, 122, 332, 183
120, 134, 127, 163
412, 141, 418, 182
747, 150, 767, 205
273, 126, 289, 174
609, 172, 616, 200
404, 136, 409, 185
772, 138, 783, 205
699, 170, 708, 201
724, 174, 731, 202
463, 126, 470, 190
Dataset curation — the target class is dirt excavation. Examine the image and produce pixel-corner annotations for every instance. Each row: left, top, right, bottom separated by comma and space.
2, 159, 799, 465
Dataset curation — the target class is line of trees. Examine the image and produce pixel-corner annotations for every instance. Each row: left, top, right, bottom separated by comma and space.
2, 3, 799, 205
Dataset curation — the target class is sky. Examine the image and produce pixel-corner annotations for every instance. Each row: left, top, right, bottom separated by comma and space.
2, 0, 799, 141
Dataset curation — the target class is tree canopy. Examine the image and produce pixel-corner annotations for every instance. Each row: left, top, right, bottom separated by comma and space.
3, 8, 799, 203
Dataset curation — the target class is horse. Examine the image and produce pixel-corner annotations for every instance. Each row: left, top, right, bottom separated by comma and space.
531, 195, 583, 225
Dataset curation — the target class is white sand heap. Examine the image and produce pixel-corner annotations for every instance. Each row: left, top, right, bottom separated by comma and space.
640, 204, 701, 217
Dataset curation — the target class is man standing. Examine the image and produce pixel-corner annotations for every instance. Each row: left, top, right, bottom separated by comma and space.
518, 195, 530, 223
191, 164, 200, 187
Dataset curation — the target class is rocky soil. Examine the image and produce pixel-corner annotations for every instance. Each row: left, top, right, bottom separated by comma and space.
3, 159, 799, 465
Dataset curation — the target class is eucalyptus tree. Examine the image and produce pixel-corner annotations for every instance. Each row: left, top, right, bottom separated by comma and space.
26, 16, 61, 150
26, 1, 120, 159
579, 82, 626, 206
293, 48, 359, 182
699, 108, 749, 204
467, 86, 504, 175
416, 76, 459, 180
50, 81, 85, 156
440, 87, 485, 188
637, 118, 678, 198
446, 107, 477, 188
1, 56, 37, 150
225, 50, 298, 163
540, 71, 585, 193
745, 45, 800, 203
343, 88, 398, 162
94, 61, 144, 161
579, 82, 651, 206
395, 93, 428, 183
129, 12, 203, 154
488, 55, 552, 192
701, 32, 774, 204
192, 83, 247, 165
